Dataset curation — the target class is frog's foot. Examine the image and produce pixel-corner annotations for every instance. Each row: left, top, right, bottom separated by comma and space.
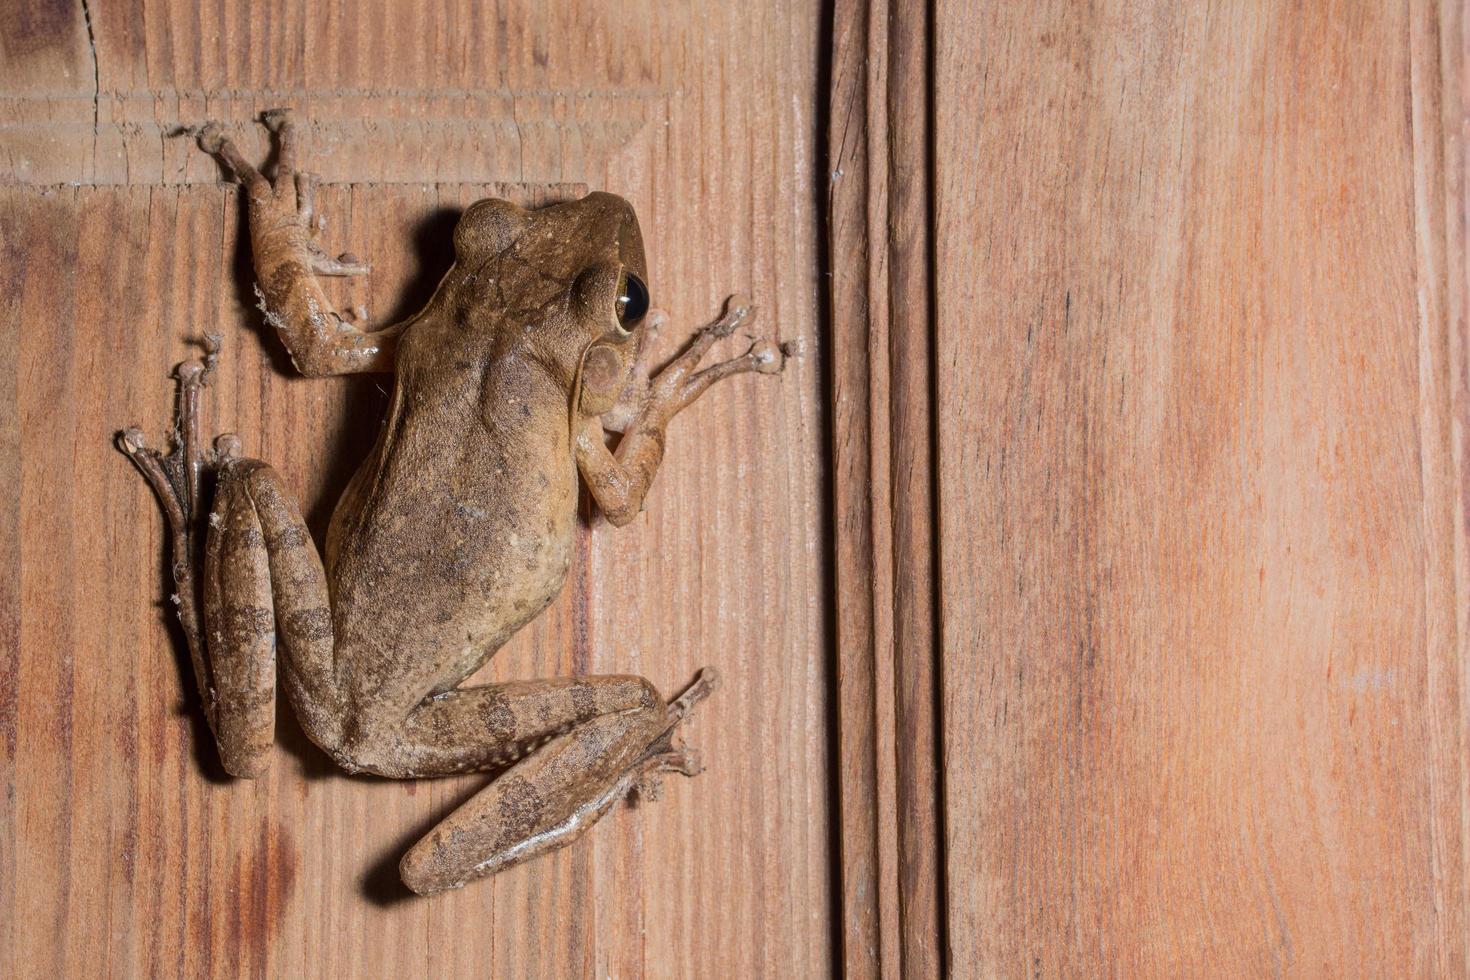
645, 294, 799, 420
631, 746, 702, 803
117, 334, 228, 537
119, 339, 252, 770
629, 670, 717, 802
198, 110, 368, 279
264, 109, 370, 278
597, 296, 796, 435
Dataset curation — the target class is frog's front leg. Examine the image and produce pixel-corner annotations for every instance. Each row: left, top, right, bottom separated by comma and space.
577, 295, 798, 526
121, 351, 343, 774
197, 108, 404, 376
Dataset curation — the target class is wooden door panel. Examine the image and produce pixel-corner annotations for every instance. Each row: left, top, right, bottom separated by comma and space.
830, 0, 1470, 975
1, 3, 828, 977
934, 3, 1467, 971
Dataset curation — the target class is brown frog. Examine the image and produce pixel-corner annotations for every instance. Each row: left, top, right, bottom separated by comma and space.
119, 109, 792, 895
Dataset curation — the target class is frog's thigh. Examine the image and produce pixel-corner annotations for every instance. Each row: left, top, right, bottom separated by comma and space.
202, 469, 278, 776
203, 460, 340, 776
356, 675, 665, 777
399, 702, 668, 895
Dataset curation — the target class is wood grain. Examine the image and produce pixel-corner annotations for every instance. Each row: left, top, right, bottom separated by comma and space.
938, 0, 1469, 975
828, 0, 944, 976
1, 2, 828, 978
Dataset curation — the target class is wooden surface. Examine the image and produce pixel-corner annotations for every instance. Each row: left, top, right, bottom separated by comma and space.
934, 0, 1470, 975
15, 0, 1470, 975
1, 3, 828, 978
827, 0, 944, 976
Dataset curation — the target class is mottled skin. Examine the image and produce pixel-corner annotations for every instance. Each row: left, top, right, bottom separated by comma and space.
119, 109, 792, 895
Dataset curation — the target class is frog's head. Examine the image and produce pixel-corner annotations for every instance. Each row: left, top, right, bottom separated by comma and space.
446, 191, 649, 418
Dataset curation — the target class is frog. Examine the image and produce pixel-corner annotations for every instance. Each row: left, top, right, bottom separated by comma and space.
118, 108, 794, 896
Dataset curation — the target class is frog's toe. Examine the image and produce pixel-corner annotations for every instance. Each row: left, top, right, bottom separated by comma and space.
196, 122, 226, 154
658, 745, 703, 778
708, 293, 756, 338
118, 426, 148, 455
750, 339, 785, 374
668, 666, 719, 722
261, 107, 294, 132
306, 242, 370, 277
632, 744, 704, 802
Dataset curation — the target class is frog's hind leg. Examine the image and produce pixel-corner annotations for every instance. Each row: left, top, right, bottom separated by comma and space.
396, 670, 718, 895
120, 344, 233, 751
198, 456, 344, 775
121, 345, 340, 776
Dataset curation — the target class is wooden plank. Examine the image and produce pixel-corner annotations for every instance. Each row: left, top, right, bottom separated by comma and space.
828, 0, 897, 972
937, 0, 1469, 974
0, 2, 828, 977
882, 4, 945, 976
828, 0, 945, 975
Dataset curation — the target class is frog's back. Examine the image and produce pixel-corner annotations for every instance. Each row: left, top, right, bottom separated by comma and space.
325, 328, 581, 705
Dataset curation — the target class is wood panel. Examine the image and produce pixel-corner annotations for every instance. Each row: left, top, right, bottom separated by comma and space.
0, 2, 828, 978
936, 0, 1469, 975
828, 0, 944, 976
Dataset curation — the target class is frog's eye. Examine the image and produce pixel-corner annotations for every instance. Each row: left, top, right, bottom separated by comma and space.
615, 270, 649, 331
